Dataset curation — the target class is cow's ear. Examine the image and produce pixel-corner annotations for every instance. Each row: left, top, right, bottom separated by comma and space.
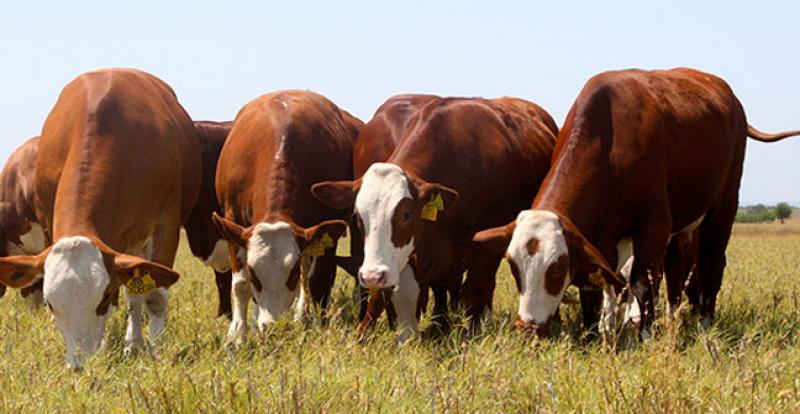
473, 221, 516, 256
559, 216, 624, 288
311, 180, 361, 210
108, 253, 180, 291
0, 251, 47, 289
418, 182, 459, 212
211, 212, 250, 248
296, 220, 348, 254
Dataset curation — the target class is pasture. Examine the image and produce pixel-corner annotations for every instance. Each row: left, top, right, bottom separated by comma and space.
1, 219, 799, 413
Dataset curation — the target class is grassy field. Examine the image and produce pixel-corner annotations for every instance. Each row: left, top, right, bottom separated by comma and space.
1, 219, 799, 413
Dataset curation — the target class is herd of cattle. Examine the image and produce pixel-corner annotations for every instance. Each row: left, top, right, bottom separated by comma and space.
0, 67, 797, 369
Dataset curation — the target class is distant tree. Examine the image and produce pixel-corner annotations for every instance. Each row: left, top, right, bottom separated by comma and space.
775, 202, 792, 224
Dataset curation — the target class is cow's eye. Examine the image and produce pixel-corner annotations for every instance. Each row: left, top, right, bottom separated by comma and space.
402, 210, 411, 222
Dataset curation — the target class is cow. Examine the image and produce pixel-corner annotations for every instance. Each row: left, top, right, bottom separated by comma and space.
312, 96, 558, 340
0, 136, 46, 304
183, 120, 234, 319
473, 68, 800, 339
211, 90, 362, 342
333, 95, 439, 331
0, 68, 201, 368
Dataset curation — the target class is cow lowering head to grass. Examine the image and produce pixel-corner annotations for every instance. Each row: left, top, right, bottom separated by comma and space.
474, 68, 800, 339
0, 68, 201, 368
213, 90, 361, 341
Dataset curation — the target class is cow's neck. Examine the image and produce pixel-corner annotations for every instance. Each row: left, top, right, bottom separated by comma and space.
251, 171, 304, 227
533, 131, 618, 248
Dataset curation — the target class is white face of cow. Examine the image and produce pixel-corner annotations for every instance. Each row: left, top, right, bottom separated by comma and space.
355, 163, 416, 289
43, 237, 111, 369
246, 222, 303, 328
507, 210, 571, 326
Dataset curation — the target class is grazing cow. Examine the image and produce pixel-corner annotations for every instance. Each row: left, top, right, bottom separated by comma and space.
335, 95, 439, 330
0, 68, 201, 368
0, 136, 46, 303
312, 96, 558, 338
474, 68, 800, 338
183, 120, 234, 318
212, 90, 361, 341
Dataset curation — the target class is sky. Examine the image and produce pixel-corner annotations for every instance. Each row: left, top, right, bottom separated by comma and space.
0, 1, 797, 205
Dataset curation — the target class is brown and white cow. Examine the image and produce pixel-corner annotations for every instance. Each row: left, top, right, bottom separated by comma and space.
474, 68, 800, 338
335, 95, 439, 329
312, 96, 557, 339
183, 120, 234, 319
212, 90, 361, 341
0, 136, 46, 303
0, 68, 201, 368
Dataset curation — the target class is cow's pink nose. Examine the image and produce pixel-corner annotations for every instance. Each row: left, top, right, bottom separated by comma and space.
359, 270, 387, 289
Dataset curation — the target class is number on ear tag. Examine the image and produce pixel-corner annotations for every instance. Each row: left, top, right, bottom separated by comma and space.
126, 269, 157, 295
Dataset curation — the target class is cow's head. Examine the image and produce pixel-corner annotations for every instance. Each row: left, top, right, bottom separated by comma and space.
473, 210, 619, 337
311, 163, 458, 289
212, 213, 347, 328
0, 236, 179, 369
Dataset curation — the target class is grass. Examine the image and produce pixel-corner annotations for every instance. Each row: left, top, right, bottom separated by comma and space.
1, 219, 799, 413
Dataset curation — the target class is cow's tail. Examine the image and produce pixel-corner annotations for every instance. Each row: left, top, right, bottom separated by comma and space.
747, 125, 800, 143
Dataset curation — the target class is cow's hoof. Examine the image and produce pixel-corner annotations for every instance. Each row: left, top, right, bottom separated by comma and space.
395, 329, 417, 346
226, 321, 247, 346
700, 316, 713, 330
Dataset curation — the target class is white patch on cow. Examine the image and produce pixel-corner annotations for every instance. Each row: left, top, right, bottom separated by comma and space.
122, 235, 159, 356
274, 134, 287, 161
7, 221, 46, 256
356, 163, 415, 289
42, 237, 111, 369
507, 209, 569, 325
682, 214, 705, 234
228, 247, 250, 343
293, 256, 317, 322
616, 238, 633, 273
392, 264, 420, 344
204, 239, 232, 273
247, 221, 302, 329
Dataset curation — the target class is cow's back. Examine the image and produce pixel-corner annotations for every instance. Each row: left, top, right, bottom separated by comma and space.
35, 68, 201, 245
217, 90, 357, 227
560, 68, 748, 232
184, 121, 232, 260
353, 94, 438, 177
391, 97, 557, 234
0, 136, 41, 254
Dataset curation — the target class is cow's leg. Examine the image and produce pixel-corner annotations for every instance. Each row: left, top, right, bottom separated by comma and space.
600, 285, 617, 336
664, 235, 686, 320
145, 227, 180, 349
145, 288, 170, 346
430, 282, 450, 331
462, 247, 503, 325
228, 249, 251, 343
346, 216, 369, 322
308, 255, 337, 311
630, 220, 671, 340
579, 286, 603, 337
124, 291, 145, 355
393, 264, 420, 344
695, 199, 737, 329
357, 289, 391, 339
215, 271, 233, 319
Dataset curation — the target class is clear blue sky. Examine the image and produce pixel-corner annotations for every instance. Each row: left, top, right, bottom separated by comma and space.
1, 1, 797, 204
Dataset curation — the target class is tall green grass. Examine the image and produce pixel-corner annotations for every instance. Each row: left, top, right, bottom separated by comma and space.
1, 220, 799, 413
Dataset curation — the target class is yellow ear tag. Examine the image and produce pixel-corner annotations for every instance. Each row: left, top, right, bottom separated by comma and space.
320, 231, 334, 249
421, 192, 445, 222
307, 231, 333, 257
125, 269, 157, 295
